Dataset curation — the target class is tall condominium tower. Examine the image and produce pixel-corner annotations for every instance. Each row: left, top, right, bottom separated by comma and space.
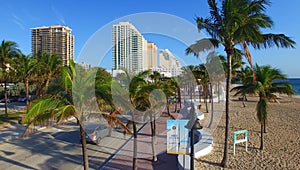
31, 25, 74, 66
112, 22, 147, 73
146, 42, 158, 70
159, 49, 182, 77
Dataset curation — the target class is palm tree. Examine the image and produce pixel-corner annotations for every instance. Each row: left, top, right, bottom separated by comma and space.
0, 40, 20, 119
233, 66, 252, 107
231, 64, 294, 150
112, 70, 151, 170
14, 54, 37, 106
33, 52, 62, 97
159, 77, 177, 119
197, 64, 210, 113
23, 60, 93, 169
95, 68, 131, 136
186, 0, 295, 166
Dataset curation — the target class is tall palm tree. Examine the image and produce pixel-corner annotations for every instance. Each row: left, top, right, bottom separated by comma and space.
33, 52, 62, 97
0, 40, 20, 119
186, 0, 295, 166
231, 64, 294, 150
23, 60, 93, 170
14, 54, 37, 106
112, 70, 151, 170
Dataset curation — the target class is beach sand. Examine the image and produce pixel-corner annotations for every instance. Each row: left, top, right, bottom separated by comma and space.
195, 94, 300, 169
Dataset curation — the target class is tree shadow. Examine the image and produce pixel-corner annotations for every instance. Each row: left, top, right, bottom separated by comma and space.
0, 149, 15, 156
152, 151, 178, 170
0, 156, 38, 169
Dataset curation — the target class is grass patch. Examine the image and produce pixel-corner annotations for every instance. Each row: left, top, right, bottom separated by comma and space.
0, 111, 26, 125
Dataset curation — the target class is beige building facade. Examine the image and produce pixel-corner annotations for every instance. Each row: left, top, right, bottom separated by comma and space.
31, 25, 74, 66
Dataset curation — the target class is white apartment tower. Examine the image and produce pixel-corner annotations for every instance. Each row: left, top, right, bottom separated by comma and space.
112, 22, 147, 73
159, 49, 182, 77
31, 25, 74, 66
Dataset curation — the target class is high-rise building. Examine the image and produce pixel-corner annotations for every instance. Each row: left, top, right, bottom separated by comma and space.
31, 25, 74, 66
146, 42, 158, 70
159, 49, 182, 77
112, 22, 147, 73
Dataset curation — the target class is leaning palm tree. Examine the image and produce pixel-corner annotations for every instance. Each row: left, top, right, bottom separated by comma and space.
0, 40, 20, 119
231, 64, 294, 150
186, 0, 295, 166
23, 60, 94, 170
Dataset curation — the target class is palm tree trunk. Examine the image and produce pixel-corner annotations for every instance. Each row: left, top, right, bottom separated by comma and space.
260, 122, 264, 150
209, 83, 214, 128
131, 111, 138, 170
4, 81, 8, 119
263, 119, 267, 133
132, 121, 138, 170
217, 82, 220, 103
221, 51, 232, 168
25, 79, 29, 107
199, 87, 202, 104
79, 122, 89, 170
150, 114, 157, 162
242, 95, 246, 107
178, 87, 182, 109
205, 84, 208, 113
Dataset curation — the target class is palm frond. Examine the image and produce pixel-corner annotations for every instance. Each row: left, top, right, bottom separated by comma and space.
251, 34, 296, 49
23, 97, 63, 123
256, 98, 267, 123
185, 38, 219, 56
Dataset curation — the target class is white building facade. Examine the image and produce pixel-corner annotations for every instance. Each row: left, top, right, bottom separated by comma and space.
112, 22, 147, 73
158, 49, 182, 77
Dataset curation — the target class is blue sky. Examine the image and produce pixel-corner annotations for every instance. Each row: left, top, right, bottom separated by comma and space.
0, 0, 299, 77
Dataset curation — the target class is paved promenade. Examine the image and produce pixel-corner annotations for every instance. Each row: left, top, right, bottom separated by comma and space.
0, 102, 214, 170
101, 112, 180, 170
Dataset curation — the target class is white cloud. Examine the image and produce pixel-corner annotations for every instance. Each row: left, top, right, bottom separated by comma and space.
51, 5, 66, 25
12, 14, 25, 30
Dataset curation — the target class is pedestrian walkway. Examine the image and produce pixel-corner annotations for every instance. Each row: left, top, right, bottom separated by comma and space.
102, 102, 214, 170
101, 113, 179, 170
0, 124, 25, 143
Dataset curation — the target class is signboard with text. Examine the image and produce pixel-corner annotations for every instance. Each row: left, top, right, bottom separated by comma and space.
167, 119, 189, 155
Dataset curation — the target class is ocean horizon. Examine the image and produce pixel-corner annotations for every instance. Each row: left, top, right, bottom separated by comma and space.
288, 78, 300, 96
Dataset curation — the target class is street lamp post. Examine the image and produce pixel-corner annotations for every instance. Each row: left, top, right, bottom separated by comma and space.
185, 103, 202, 170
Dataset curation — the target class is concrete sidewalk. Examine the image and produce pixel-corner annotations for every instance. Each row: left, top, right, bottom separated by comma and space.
0, 123, 26, 144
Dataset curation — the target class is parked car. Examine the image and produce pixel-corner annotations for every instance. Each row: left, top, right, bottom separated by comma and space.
84, 123, 110, 144
18, 95, 37, 102
17, 96, 27, 102
0, 96, 17, 103
0, 98, 9, 103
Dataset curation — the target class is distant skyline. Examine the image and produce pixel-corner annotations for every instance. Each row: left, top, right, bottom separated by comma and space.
0, 0, 299, 77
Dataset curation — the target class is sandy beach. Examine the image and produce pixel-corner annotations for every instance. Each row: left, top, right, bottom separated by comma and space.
195, 94, 300, 169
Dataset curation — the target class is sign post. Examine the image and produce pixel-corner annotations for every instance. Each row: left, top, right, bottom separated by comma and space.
233, 130, 248, 155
